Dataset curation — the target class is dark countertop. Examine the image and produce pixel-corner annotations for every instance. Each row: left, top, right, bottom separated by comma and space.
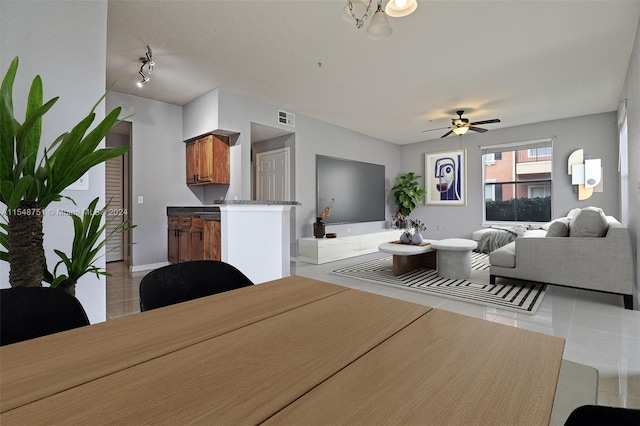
167, 206, 221, 220
167, 201, 300, 220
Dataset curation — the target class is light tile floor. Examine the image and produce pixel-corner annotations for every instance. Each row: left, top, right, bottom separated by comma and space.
106, 253, 640, 409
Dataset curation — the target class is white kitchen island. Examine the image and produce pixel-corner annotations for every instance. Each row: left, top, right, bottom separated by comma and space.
215, 201, 300, 284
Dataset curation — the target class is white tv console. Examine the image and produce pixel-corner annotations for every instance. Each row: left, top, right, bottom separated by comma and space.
298, 229, 400, 264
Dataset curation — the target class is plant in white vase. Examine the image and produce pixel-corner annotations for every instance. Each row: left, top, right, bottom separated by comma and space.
410, 219, 426, 245
399, 229, 412, 244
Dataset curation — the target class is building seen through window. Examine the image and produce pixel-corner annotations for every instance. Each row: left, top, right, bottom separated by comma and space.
482, 139, 553, 223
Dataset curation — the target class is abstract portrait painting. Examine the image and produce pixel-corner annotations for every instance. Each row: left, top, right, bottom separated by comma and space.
425, 149, 466, 206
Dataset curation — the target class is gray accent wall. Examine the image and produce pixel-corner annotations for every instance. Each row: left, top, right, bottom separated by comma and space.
402, 112, 620, 241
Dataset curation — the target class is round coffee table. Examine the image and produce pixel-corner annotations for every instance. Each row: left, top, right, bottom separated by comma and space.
378, 241, 437, 276
430, 238, 478, 280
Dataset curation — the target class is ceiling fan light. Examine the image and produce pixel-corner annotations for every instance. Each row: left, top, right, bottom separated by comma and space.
385, 0, 417, 18
453, 126, 469, 135
366, 9, 392, 39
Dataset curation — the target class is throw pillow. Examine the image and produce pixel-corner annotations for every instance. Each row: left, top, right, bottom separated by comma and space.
567, 208, 582, 221
546, 218, 570, 237
569, 208, 608, 237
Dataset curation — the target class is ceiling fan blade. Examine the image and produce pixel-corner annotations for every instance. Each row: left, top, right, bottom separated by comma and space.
469, 126, 488, 133
422, 126, 450, 132
470, 119, 501, 125
441, 130, 454, 138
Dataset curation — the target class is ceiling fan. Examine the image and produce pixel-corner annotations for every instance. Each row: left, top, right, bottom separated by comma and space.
423, 110, 501, 138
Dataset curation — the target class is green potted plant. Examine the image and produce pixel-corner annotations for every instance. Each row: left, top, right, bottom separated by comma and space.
392, 172, 426, 226
0, 57, 130, 293
42, 198, 135, 295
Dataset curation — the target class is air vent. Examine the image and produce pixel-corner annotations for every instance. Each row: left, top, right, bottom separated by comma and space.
278, 110, 295, 127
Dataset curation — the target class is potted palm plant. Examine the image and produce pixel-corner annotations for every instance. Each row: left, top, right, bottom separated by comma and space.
1, 57, 130, 293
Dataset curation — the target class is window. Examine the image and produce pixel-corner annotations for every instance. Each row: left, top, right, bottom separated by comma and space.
481, 139, 553, 223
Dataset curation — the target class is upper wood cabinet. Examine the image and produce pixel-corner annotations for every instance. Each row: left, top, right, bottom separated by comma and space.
185, 134, 230, 186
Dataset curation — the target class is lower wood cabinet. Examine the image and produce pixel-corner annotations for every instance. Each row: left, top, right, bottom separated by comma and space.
168, 216, 221, 263
167, 217, 180, 263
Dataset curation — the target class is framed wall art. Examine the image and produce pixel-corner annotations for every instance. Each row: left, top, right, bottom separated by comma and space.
425, 149, 467, 206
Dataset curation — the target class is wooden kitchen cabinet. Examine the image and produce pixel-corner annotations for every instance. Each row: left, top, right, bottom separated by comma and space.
178, 217, 193, 263
185, 134, 230, 186
190, 218, 204, 261
168, 216, 221, 263
167, 216, 180, 263
203, 220, 221, 261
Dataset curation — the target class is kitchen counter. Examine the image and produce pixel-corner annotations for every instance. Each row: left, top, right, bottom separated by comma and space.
167, 202, 300, 283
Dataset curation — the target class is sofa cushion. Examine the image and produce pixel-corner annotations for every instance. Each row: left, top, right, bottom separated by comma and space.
489, 242, 516, 268
546, 218, 570, 237
570, 208, 608, 237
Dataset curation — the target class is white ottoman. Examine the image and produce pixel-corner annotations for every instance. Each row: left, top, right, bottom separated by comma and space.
430, 238, 478, 280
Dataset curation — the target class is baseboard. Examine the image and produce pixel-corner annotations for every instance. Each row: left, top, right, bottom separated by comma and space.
130, 262, 169, 273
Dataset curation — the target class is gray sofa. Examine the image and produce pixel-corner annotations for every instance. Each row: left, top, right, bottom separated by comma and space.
489, 208, 634, 309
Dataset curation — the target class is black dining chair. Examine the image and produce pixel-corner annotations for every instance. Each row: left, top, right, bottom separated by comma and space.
0, 286, 90, 346
139, 260, 254, 312
564, 404, 640, 425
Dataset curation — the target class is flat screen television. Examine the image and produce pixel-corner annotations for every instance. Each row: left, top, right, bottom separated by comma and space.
316, 155, 385, 224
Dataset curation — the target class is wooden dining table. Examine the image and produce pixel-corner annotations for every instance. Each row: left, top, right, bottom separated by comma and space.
0, 275, 565, 425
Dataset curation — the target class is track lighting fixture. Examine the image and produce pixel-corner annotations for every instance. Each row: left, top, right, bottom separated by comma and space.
137, 46, 154, 87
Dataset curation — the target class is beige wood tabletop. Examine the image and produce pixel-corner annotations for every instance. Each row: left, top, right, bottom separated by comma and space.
0, 276, 349, 413
0, 286, 431, 425
266, 308, 565, 426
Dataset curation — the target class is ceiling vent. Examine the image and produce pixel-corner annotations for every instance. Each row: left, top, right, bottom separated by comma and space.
278, 110, 295, 127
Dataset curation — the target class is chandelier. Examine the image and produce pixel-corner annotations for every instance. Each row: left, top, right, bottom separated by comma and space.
342, 0, 418, 40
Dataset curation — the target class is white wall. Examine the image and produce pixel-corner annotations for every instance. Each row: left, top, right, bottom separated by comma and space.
619, 16, 640, 305
106, 92, 202, 269
0, 0, 110, 323
401, 112, 620, 241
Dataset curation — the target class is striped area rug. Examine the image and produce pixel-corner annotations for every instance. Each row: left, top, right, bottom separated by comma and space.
332, 252, 546, 314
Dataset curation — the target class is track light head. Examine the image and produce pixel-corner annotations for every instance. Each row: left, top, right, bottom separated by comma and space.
136, 45, 155, 87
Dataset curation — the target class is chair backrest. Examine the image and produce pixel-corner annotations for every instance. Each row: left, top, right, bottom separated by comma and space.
139, 260, 254, 312
564, 404, 640, 425
0, 286, 90, 346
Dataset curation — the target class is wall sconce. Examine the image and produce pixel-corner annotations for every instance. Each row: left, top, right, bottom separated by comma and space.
137, 46, 154, 87
568, 149, 603, 200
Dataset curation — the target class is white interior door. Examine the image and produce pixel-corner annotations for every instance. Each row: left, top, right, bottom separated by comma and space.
256, 148, 290, 201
